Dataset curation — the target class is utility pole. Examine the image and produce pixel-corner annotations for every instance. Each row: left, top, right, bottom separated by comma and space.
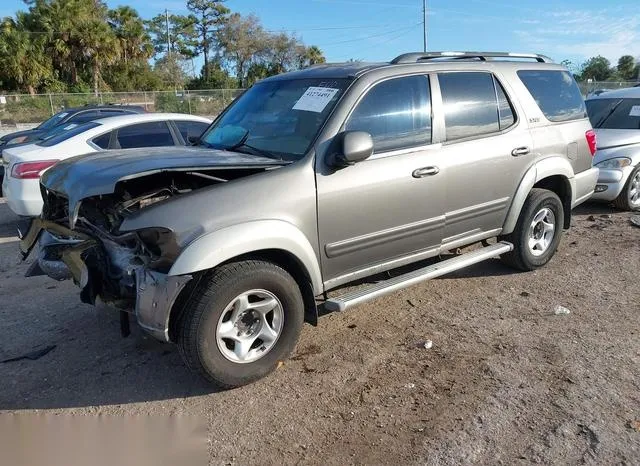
422, 0, 427, 52
165, 8, 172, 57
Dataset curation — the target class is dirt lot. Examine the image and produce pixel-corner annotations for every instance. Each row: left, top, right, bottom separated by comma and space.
0, 197, 639, 465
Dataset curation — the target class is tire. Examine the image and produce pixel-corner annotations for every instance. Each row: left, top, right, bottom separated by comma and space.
177, 260, 304, 388
499, 188, 564, 271
613, 165, 640, 211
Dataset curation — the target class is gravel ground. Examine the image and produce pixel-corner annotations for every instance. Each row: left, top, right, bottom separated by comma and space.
0, 198, 639, 465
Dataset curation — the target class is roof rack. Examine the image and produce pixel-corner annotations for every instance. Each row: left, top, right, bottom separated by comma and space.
390, 51, 554, 64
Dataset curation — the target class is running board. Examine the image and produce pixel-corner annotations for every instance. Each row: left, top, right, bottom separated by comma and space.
325, 241, 513, 312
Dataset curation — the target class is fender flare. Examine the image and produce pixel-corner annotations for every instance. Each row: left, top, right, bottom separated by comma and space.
502, 157, 574, 234
168, 220, 324, 295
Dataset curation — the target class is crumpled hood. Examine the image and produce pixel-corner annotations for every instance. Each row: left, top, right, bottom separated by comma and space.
40, 146, 287, 224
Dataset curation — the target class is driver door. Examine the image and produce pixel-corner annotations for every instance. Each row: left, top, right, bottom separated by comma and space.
316, 75, 447, 286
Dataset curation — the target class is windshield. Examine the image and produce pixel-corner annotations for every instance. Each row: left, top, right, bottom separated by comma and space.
200, 78, 349, 160
37, 111, 70, 130
586, 98, 640, 129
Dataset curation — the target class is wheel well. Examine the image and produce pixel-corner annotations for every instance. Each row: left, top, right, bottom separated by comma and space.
534, 175, 572, 229
168, 249, 318, 340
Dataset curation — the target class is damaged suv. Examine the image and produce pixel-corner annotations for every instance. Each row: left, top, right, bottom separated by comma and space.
22, 52, 598, 388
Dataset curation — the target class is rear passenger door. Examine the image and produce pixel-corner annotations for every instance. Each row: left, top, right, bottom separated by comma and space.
434, 71, 533, 244
114, 121, 177, 149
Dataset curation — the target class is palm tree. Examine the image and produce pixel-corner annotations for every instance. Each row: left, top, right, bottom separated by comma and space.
108, 6, 153, 63
305, 45, 326, 66
0, 15, 51, 94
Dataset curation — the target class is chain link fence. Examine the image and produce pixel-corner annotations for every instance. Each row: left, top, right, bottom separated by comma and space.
0, 89, 245, 126
578, 81, 639, 98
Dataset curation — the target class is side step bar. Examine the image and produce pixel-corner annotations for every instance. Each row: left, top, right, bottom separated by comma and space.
325, 241, 513, 312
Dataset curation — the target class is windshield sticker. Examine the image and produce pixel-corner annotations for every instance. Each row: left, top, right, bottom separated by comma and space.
629, 105, 640, 117
292, 87, 340, 113
58, 112, 69, 119
63, 123, 78, 130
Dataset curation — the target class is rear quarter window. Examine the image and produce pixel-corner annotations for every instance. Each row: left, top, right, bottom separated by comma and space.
517, 70, 587, 122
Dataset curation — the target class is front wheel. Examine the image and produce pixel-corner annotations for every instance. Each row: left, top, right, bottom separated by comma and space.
613, 165, 640, 211
499, 188, 564, 271
177, 260, 304, 388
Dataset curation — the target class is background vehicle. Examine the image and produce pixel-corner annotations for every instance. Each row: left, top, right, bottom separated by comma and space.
0, 105, 145, 192
3, 113, 211, 216
23, 52, 598, 388
586, 87, 640, 210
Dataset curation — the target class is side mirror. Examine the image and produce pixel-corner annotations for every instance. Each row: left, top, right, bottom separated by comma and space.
327, 131, 374, 167
187, 134, 200, 145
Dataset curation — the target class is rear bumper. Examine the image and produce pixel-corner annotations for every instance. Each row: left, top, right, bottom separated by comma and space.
590, 166, 634, 202
572, 167, 599, 208
2, 175, 44, 216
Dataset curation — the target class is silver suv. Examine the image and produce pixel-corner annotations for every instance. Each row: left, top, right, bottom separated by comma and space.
21, 52, 599, 387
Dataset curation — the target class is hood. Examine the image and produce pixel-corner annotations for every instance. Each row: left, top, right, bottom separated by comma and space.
0, 128, 44, 147
41, 146, 287, 223
594, 129, 640, 150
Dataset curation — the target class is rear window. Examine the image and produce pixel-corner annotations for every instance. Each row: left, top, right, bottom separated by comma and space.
586, 98, 640, 129
37, 122, 101, 147
517, 70, 586, 122
174, 120, 210, 142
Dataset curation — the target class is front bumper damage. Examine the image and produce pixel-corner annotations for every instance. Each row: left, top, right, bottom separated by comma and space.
20, 218, 192, 342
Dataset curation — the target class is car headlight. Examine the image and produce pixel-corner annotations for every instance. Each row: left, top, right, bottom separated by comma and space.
595, 157, 632, 169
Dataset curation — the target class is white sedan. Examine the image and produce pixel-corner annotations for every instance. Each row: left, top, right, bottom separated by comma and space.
2, 113, 211, 216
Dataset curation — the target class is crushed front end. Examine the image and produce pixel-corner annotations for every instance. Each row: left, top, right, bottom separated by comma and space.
21, 186, 192, 342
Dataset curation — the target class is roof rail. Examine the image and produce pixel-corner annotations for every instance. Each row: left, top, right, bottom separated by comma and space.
390, 51, 554, 64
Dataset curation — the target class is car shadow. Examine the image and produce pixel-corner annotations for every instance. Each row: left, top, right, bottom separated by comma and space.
0, 297, 219, 410
572, 201, 622, 216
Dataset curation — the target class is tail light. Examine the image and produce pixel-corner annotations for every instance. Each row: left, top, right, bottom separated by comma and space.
585, 129, 597, 156
11, 160, 60, 179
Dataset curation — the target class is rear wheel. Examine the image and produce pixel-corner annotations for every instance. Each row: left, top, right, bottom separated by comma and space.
613, 165, 640, 211
177, 260, 304, 388
499, 188, 564, 271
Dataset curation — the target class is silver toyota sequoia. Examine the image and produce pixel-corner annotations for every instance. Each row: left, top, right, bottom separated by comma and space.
22, 52, 599, 387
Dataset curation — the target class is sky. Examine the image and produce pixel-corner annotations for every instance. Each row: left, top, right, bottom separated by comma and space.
2, 0, 640, 71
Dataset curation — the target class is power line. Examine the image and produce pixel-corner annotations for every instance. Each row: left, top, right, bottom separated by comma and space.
316, 23, 422, 47
332, 24, 420, 61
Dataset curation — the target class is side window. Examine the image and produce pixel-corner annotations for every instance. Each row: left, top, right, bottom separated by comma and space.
91, 132, 111, 149
517, 70, 586, 122
495, 78, 516, 130
345, 75, 431, 153
116, 121, 175, 149
439, 72, 502, 141
174, 120, 209, 142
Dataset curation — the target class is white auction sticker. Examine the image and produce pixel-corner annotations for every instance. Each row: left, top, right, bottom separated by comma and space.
629, 105, 640, 117
293, 87, 340, 113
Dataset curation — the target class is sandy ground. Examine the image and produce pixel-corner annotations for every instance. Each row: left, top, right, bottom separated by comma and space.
0, 198, 639, 465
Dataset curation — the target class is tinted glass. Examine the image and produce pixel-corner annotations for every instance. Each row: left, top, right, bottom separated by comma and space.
345, 75, 431, 152
68, 110, 102, 123
37, 122, 101, 147
518, 70, 586, 122
439, 72, 499, 141
175, 120, 209, 142
586, 98, 640, 129
37, 111, 70, 130
92, 132, 111, 149
495, 78, 516, 130
116, 121, 174, 149
201, 78, 349, 160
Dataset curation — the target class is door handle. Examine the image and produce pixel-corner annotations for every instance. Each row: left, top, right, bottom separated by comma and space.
412, 166, 440, 178
511, 146, 531, 156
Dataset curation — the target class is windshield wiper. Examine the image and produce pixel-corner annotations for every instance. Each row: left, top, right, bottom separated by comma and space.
594, 99, 623, 128
224, 131, 281, 160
